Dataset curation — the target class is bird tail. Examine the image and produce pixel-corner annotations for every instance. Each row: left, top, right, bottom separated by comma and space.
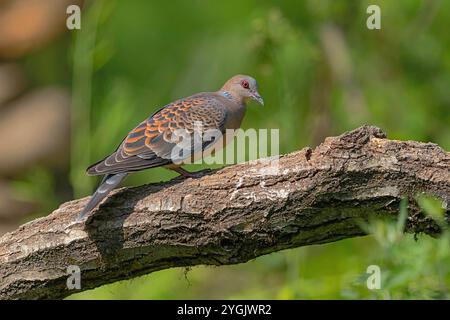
77, 173, 127, 222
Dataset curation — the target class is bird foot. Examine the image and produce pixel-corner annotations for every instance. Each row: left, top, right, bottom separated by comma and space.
179, 168, 212, 178
166, 165, 213, 179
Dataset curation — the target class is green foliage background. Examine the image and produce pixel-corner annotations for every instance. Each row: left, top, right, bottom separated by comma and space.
19, 0, 450, 299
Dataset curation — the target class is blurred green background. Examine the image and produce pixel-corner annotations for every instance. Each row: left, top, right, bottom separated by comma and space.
0, 0, 449, 299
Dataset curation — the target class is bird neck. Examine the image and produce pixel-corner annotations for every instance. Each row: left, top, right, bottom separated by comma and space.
217, 90, 245, 105
216, 90, 246, 129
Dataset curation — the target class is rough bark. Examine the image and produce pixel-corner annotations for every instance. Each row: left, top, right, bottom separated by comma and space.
0, 126, 449, 300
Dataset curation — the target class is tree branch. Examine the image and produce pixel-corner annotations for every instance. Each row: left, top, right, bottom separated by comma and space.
0, 126, 449, 299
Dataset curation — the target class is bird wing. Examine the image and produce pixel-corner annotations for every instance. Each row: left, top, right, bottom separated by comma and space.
86, 93, 228, 175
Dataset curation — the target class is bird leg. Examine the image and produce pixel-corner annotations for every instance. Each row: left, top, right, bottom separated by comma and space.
165, 164, 203, 178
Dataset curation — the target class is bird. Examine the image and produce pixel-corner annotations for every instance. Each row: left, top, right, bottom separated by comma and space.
76, 75, 264, 221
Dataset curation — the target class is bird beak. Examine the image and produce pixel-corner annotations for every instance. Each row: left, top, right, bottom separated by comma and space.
250, 91, 264, 106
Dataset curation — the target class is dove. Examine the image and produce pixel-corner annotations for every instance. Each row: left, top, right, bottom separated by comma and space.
77, 75, 264, 221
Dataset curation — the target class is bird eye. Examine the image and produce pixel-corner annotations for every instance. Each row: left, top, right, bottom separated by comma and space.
241, 80, 250, 89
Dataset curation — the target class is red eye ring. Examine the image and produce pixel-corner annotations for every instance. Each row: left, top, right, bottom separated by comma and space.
241, 80, 250, 89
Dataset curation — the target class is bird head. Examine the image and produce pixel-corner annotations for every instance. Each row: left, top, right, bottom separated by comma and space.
220, 75, 264, 106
